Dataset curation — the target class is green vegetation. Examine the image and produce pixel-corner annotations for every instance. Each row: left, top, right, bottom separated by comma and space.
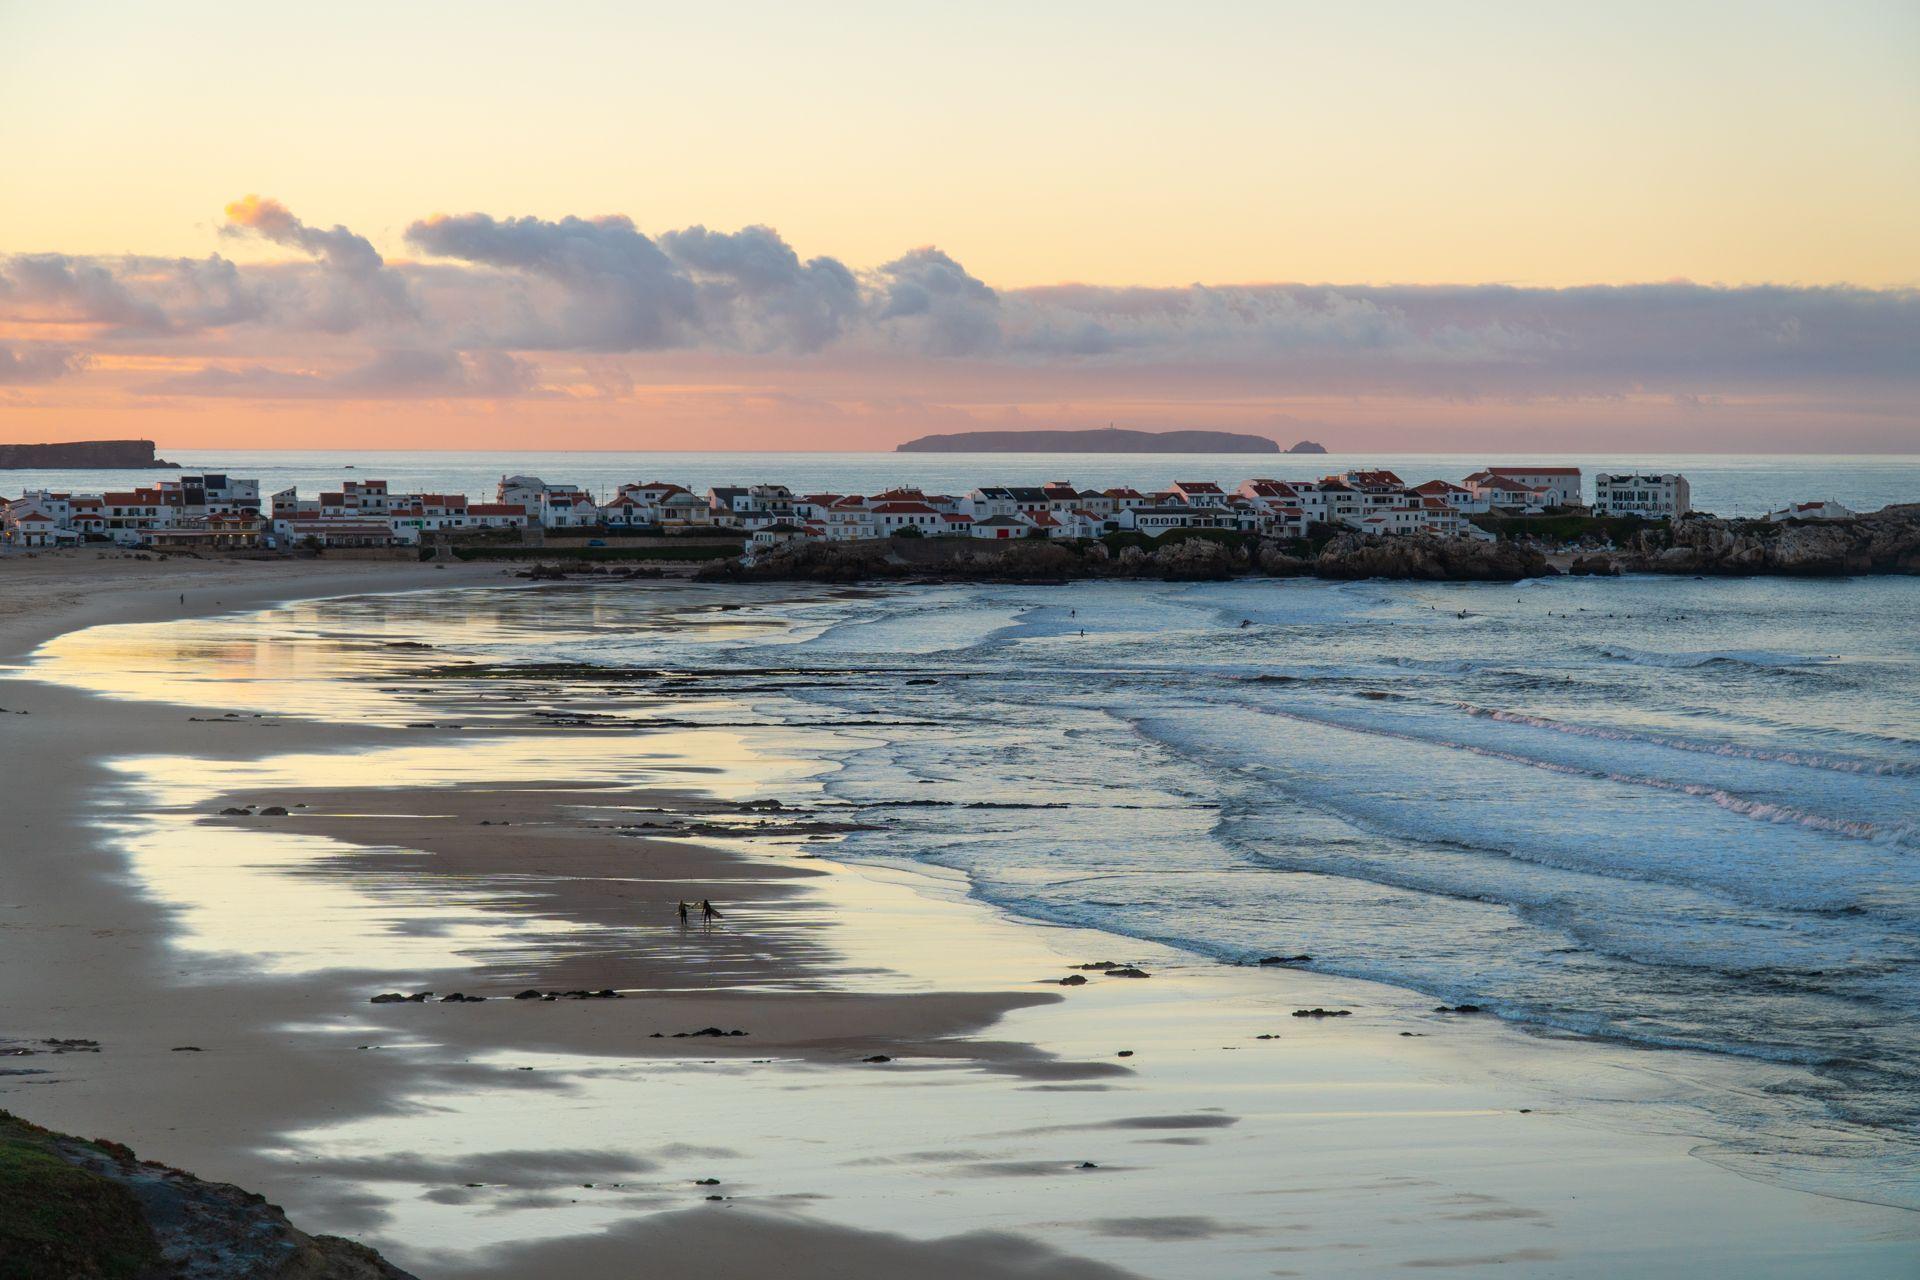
1469, 512, 1655, 543
0, 1111, 162, 1280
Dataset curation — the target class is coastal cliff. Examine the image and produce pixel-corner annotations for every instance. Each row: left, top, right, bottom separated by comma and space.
896, 427, 1279, 453
0, 440, 176, 469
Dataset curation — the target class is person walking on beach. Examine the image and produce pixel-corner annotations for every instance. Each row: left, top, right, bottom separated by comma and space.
701, 899, 722, 928
676, 900, 690, 926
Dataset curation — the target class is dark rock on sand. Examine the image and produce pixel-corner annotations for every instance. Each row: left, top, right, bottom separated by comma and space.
369, 993, 407, 1004
42, 1039, 100, 1053
258, 805, 289, 816
863, 1055, 893, 1064
1291, 1008, 1352, 1018
170, 1046, 203, 1052
1433, 1004, 1484, 1014
1103, 966, 1151, 978
1057, 974, 1089, 986
513, 989, 544, 1000
1257, 954, 1312, 965
674, 1028, 749, 1038
218, 807, 251, 816
1073, 961, 1124, 970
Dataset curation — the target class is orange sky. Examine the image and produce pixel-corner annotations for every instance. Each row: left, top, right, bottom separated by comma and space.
2, 2, 1916, 452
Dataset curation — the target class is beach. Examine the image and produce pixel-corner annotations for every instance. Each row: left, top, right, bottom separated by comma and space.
2, 552, 1915, 1278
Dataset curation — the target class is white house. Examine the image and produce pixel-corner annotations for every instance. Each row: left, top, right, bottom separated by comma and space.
969, 513, 1034, 540
1466, 475, 1551, 512
100, 488, 176, 545
870, 500, 943, 535
1594, 473, 1692, 519
2, 502, 65, 547
1408, 479, 1486, 514
1765, 500, 1855, 522
1465, 467, 1582, 507
468, 502, 531, 530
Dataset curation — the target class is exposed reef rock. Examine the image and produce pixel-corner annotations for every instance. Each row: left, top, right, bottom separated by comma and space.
1624, 505, 1920, 576
1309, 533, 1550, 582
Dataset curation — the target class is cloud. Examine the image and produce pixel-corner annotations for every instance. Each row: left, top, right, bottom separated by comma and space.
223, 194, 416, 330
871, 247, 1001, 355
5, 199, 1917, 432
0, 253, 173, 334
0, 343, 87, 384
137, 347, 538, 400
405, 212, 698, 350
659, 223, 862, 352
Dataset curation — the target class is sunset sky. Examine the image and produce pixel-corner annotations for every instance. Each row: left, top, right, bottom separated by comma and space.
2, 0, 1916, 452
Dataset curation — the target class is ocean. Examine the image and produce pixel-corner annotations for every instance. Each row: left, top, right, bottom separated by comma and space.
382, 572, 1915, 1206
52, 567, 1913, 1204
6, 448, 1920, 516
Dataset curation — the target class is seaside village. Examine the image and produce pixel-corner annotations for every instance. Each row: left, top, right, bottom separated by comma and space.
0, 465, 1857, 554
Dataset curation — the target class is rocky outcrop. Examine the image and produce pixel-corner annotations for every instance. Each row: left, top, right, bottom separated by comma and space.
1626, 505, 1920, 576
1310, 533, 1551, 581
1, 1108, 415, 1278
706, 533, 1257, 584
699, 509, 1919, 586
1285, 440, 1328, 454
0, 439, 177, 468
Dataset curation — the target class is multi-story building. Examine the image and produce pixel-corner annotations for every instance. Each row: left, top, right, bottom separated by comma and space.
1464, 467, 1582, 507
1593, 473, 1691, 519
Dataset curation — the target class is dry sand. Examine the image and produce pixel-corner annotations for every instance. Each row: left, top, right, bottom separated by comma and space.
1, 549, 1915, 1278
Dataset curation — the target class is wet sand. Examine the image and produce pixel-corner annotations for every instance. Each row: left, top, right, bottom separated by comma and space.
1, 556, 1915, 1278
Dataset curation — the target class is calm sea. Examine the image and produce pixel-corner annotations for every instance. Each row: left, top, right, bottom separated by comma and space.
5, 449, 1919, 516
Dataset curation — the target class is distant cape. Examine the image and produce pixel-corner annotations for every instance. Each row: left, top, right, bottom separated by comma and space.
0, 439, 176, 469
896, 428, 1279, 454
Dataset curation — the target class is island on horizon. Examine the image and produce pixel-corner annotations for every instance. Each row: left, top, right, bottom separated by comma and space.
0, 439, 177, 469
897, 427, 1279, 454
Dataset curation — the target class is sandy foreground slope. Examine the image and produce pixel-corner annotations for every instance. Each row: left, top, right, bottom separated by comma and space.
0, 549, 1915, 1279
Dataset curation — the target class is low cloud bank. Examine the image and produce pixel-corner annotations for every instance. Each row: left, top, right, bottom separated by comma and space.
1, 197, 1914, 412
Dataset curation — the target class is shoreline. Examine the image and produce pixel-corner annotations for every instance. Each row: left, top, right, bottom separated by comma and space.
2, 561, 1915, 1277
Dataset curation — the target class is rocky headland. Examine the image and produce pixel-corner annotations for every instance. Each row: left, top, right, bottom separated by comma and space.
0, 439, 177, 469
1619, 504, 1920, 575
0, 1108, 413, 1279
